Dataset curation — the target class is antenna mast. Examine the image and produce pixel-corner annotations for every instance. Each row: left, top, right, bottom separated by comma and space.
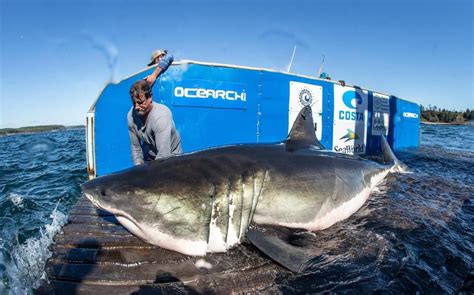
287, 45, 297, 72
316, 54, 325, 77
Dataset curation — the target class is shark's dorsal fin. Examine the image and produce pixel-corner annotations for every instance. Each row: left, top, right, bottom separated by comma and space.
285, 106, 325, 151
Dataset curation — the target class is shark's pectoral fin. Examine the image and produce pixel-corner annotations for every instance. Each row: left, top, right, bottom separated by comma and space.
247, 225, 321, 273
285, 105, 325, 151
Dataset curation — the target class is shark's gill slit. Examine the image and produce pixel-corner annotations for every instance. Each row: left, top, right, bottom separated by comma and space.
206, 184, 217, 245
238, 175, 244, 239
257, 170, 268, 201
226, 179, 233, 246
249, 173, 258, 225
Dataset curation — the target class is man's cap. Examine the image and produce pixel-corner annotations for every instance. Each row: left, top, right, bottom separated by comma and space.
148, 49, 168, 66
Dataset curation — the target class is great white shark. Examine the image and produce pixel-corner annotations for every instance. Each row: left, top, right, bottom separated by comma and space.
81, 106, 403, 271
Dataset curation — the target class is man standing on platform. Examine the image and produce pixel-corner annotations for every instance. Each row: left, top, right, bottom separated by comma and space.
127, 79, 182, 165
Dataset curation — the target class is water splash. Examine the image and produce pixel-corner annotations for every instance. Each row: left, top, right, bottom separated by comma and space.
8, 193, 24, 208
0, 217, 19, 294
1, 206, 67, 293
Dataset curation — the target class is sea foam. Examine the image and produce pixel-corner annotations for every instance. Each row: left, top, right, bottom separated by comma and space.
2, 206, 67, 294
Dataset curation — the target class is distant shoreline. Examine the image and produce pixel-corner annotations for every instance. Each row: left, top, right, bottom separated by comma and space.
421, 121, 471, 126
0, 125, 85, 136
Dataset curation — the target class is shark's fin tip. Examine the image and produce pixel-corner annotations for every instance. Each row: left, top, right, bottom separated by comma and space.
285, 106, 325, 151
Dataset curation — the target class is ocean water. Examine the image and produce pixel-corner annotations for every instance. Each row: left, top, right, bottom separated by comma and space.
0, 124, 473, 293
0, 129, 87, 294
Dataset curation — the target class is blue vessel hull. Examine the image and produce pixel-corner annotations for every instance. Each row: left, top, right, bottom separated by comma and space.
86, 61, 420, 177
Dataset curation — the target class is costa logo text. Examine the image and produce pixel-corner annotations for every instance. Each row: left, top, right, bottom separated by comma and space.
340, 91, 364, 121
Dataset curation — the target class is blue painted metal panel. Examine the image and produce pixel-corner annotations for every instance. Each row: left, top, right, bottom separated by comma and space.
259, 71, 291, 143
365, 91, 378, 155
388, 96, 420, 150
167, 65, 260, 152
91, 63, 420, 176
94, 64, 261, 176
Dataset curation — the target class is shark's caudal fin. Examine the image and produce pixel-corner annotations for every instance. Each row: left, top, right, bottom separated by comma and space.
285, 106, 325, 151
381, 135, 407, 171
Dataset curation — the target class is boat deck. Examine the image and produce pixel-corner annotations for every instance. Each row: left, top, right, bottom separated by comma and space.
36, 196, 285, 294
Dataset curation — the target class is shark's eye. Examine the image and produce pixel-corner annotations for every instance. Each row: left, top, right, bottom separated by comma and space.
100, 189, 106, 196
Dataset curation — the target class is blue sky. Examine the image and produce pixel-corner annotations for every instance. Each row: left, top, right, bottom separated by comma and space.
1, 0, 472, 128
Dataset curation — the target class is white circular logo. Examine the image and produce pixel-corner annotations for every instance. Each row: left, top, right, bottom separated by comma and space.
298, 88, 312, 106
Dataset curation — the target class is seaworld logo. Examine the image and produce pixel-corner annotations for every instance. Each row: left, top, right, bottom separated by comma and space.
339, 91, 364, 121
340, 129, 360, 142
334, 144, 365, 154
174, 87, 246, 102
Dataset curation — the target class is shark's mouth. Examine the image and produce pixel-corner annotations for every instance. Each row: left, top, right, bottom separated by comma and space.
84, 192, 138, 223
83, 192, 152, 241
82, 192, 212, 256
82, 192, 207, 254
84, 192, 102, 209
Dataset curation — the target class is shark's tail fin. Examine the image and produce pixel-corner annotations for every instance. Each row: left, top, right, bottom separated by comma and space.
381, 136, 407, 172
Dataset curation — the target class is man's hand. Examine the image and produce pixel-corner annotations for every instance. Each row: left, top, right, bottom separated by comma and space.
145, 74, 157, 85
145, 66, 164, 86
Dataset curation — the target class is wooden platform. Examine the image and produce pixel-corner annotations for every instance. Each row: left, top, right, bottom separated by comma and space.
36, 197, 286, 294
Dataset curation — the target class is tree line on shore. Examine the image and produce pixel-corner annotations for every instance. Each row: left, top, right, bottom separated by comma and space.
0, 125, 66, 135
420, 105, 474, 123
0, 125, 84, 136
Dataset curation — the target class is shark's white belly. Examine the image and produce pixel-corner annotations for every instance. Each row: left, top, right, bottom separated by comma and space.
253, 170, 389, 230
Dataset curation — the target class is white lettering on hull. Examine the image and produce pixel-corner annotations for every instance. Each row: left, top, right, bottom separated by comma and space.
174, 86, 247, 102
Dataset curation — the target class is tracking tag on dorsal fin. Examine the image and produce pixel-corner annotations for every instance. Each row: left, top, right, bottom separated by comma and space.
285, 106, 325, 151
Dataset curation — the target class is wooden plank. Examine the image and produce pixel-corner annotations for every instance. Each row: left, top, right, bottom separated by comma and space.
46, 261, 198, 283
71, 204, 98, 211
71, 202, 96, 210
35, 280, 188, 295
50, 247, 187, 264
45, 260, 276, 284
67, 214, 119, 226
53, 233, 153, 249
43, 263, 280, 293
46, 245, 273, 282
49, 243, 269, 266
75, 196, 93, 205
35, 272, 281, 295
190, 264, 281, 293
61, 223, 130, 236
69, 207, 112, 216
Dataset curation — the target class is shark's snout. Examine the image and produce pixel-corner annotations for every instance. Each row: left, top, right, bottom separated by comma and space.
82, 186, 102, 209
81, 180, 108, 210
